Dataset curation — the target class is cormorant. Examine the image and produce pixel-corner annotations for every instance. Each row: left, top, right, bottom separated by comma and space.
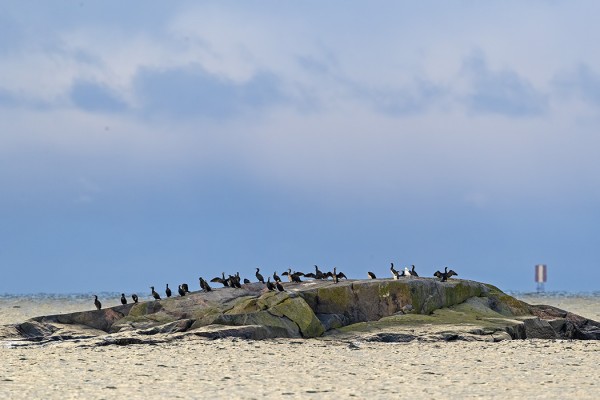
402, 267, 411, 277
255, 268, 265, 283
181, 283, 190, 293
314, 265, 325, 279
151, 286, 161, 300
327, 267, 347, 283
275, 281, 285, 292
368, 271, 377, 279
228, 274, 242, 288
243, 278, 251, 284
211, 272, 230, 287
266, 277, 276, 291
282, 269, 304, 283
273, 271, 281, 283
178, 285, 186, 296
433, 267, 458, 282
120, 293, 127, 305
94, 295, 101, 310
330, 268, 338, 283
411, 265, 419, 277
305, 265, 326, 280
131, 294, 139, 303
199, 277, 212, 292
165, 284, 172, 298
390, 263, 400, 280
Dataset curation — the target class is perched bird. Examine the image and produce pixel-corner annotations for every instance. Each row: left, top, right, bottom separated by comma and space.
94, 295, 102, 310
275, 281, 285, 292
181, 283, 190, 293
120, 293, 127, 305
266, 277, 276, 291
434, 267, 458, 282
151, 286, 161, 300
199, 277, 212, 292
367, 271, 377, 279
327, 267, 347, 284
411, 265, 419, 277
211, 272, 230, 287
282, 269, 304, 283
305, 265, 326, 280
165, 284, 172, 298
229, 274, 242, 288
390, 263, 400, 280
273, 271, 281, 283
131, 294, 139, 303
178, 285, 186, 296
243, 278, 251, 284
314, 265, 325, 279
255, 268, 265, 284
402, 267, 411, 277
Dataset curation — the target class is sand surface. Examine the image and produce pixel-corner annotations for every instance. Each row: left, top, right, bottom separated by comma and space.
1, 295, 599, 399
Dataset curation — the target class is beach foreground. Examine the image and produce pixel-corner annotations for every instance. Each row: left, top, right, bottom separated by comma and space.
1, 294, 599, 399
1, 332, 599, 399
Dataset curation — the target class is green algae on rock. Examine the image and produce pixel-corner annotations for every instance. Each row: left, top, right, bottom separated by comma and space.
4, 278, 599, 343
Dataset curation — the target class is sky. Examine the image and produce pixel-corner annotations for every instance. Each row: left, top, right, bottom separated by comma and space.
1, 1, 599, 294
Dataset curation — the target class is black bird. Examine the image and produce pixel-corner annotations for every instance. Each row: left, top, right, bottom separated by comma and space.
211, 272, 230, 287
94, 295, 102, 310
306, 265, 325, 279
131, 294, 139, 303
228, 272, 242, 288
434, 267, 458, 282
282, 268, 304, 283
327, 267, 347, 284
199, 277, 212, 292
411, 265, 419, 277
151, 286, 161, 300
276, 281, 285, 292
314, 265, 325, 279
178, 285, 186, 296
273, 271, 281, 283
120, 293, 127, 305
181, 283, 190, 293
165, 284, 172, 298
243, 278, 251, 284
368, 271, 377, 279
255, 268, 265, 283
390, 263, 400, 280
266, 277, 276, 291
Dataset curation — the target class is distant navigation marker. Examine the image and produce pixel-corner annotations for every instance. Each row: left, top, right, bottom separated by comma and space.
535, 264, 547, 292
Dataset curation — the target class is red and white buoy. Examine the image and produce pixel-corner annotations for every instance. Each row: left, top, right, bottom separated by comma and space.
535, 264, 547, 292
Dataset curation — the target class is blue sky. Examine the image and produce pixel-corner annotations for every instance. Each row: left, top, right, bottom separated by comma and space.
1, 1, 599, 294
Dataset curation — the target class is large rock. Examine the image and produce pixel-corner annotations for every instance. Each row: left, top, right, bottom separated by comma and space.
4, 278, 600, 343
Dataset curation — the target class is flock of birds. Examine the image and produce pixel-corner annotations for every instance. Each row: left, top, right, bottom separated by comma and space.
92, 263, 458, 310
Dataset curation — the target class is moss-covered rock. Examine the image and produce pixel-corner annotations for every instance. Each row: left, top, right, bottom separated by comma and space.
10, 277, 599, 342
269, 297, 324, 338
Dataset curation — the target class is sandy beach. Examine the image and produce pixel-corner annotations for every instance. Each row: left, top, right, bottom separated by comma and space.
1, 295, 599, 399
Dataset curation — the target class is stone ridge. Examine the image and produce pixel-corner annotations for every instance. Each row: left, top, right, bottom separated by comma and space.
3, 278, 599, 343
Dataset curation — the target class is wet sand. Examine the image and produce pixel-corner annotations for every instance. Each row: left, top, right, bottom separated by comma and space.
1, 296, 599, 399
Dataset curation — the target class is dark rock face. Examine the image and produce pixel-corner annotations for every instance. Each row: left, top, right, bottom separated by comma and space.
521, 318, 558, 339
529, 304, 600, 340
4, 278, 600, 344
